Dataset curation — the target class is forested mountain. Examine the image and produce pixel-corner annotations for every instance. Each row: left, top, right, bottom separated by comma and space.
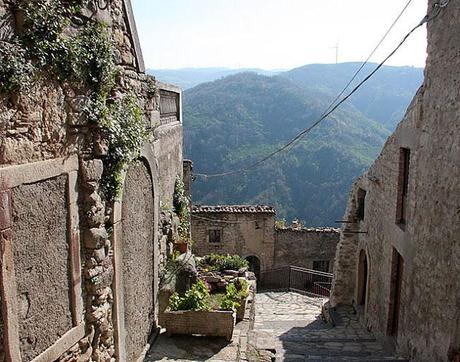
283, 63, 423, 130
182, 64, 423, 226
147, 67, 282, 90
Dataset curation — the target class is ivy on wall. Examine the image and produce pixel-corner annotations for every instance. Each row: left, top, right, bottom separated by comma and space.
0, 0, 151, 201
101, 95, 149, 199
173, 177, 191, 241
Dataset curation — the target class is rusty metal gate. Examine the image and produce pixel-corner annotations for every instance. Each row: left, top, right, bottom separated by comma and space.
259, 266, 333, 298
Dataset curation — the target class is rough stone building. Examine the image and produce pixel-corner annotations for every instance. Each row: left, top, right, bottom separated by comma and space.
191, 205, 339, 276
0, 1, 184, 361
274, 227, 339, 273
330, 1, 460, 361
191, 205, 276, 277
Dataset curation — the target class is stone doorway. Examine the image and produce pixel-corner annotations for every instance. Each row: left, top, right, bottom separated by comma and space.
387, 248, 404, 337
357, 250, 368, 308
246, 256, 261, 280
114, 160, 157, 362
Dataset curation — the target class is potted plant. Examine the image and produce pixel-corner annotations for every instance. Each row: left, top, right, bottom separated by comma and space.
163, 280, 236, 341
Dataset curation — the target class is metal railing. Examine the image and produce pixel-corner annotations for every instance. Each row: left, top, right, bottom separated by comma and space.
259, 266, 333, 298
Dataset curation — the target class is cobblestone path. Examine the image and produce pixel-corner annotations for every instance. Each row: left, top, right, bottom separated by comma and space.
247, 292, 405, 362
144, 291, 404, 361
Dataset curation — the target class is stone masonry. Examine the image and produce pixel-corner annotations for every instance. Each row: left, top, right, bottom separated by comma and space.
0, 1, 183, 361
274, 227, 339, 272
192, 205, 340, 274
330, 1, 460, 361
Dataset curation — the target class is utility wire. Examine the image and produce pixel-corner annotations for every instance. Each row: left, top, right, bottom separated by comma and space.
320, 0, 414, 119
193, 0, 449, 179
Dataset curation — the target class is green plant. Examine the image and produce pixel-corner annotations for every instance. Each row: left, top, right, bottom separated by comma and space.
173, 177, 191, 240
275, 218, 287, 229
168, 280, 211, 312
101, 95, 149, 200
198, 254, 249, 272
234, 278, 249, 299
219, 283, 241, 312
0, 40, 33, 93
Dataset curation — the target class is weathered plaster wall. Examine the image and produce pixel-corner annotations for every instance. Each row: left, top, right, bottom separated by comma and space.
274, 228, 339, 272
12, 176, 73, 361
121, 161, 155, 362
331, 1, 460, 361
192, 212, 276, 271
154, 121, 183, 209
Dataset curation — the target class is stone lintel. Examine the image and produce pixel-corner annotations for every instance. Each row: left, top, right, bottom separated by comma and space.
0, 156, 79, 190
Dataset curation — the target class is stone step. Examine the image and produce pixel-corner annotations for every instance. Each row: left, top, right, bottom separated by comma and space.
279, 352, 407, 362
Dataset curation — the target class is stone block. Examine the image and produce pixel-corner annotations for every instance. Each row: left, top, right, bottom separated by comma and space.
83, 227, 108, 249
81, 160, 104, 182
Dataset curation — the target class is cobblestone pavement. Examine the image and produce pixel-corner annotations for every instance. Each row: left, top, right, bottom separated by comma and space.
248, 292, 404, 362
144, 292, 404, 361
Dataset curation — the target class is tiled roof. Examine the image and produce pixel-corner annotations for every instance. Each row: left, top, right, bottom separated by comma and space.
192, 205, 276, 214
277, 227, 340, 233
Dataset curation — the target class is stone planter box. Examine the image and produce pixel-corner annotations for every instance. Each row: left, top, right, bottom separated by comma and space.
163, 309, 236, 341
236, 297, 247, 321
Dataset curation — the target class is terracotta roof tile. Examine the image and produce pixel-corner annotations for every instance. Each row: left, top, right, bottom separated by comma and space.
192, 204, 276, 214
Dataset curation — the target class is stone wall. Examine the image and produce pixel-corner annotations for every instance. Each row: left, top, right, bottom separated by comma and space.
191, 207, 276, 272
330, 1, 460, 361
0, 1, 183, 361
274, 228, 339, 272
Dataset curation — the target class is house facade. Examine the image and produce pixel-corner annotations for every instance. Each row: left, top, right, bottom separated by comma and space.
330, 1, 460, 361
191, 205, 339, 276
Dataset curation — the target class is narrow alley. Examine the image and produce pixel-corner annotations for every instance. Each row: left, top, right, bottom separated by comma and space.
145, 291, 405, 361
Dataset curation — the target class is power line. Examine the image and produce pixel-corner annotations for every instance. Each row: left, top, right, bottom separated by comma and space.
193, 0, 449, 179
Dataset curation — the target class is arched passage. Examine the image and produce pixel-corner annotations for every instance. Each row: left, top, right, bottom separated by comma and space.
357, 249, 368, 307
245, 255, 261, 280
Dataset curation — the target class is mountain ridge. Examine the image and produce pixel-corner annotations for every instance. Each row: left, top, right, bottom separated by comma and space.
181, 63, 422, 225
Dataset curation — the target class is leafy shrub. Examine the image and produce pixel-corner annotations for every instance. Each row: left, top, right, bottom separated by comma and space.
234, 278, 249, 299
168, 280, 211, 312
173, 177, 191, 240
0, 40, 33, 93
219, 280, 249, 312
199, 254, 249, 272
101, 95, 148, 200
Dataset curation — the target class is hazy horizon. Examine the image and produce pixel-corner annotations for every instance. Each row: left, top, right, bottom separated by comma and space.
132, 0, 429, 70
147, 62, 425, 72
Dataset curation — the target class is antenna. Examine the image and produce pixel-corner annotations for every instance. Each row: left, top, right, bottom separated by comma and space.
330, 42, 339, 64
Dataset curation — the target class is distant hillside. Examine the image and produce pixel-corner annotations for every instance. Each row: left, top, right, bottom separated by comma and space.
282, 62, 423, 130
182, 63, 423, 225
147, 67, 283, 90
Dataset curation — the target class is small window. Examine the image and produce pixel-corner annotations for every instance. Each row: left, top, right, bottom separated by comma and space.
208, 229, 222, 243
356, 188, 366, 221
396, 148, 410, 225
255, 221, 261, 229
313, 260, 330, 273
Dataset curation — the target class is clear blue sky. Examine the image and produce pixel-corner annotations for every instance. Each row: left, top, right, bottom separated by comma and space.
131, 0, 428, 70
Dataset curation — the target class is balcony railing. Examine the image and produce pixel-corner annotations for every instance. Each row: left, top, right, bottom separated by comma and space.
259, 266, 333, 298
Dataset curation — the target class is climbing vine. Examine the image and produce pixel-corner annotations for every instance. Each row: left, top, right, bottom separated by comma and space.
0, 0, 151, 201
101, 95, 149, 200
173, 177, 191, 240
